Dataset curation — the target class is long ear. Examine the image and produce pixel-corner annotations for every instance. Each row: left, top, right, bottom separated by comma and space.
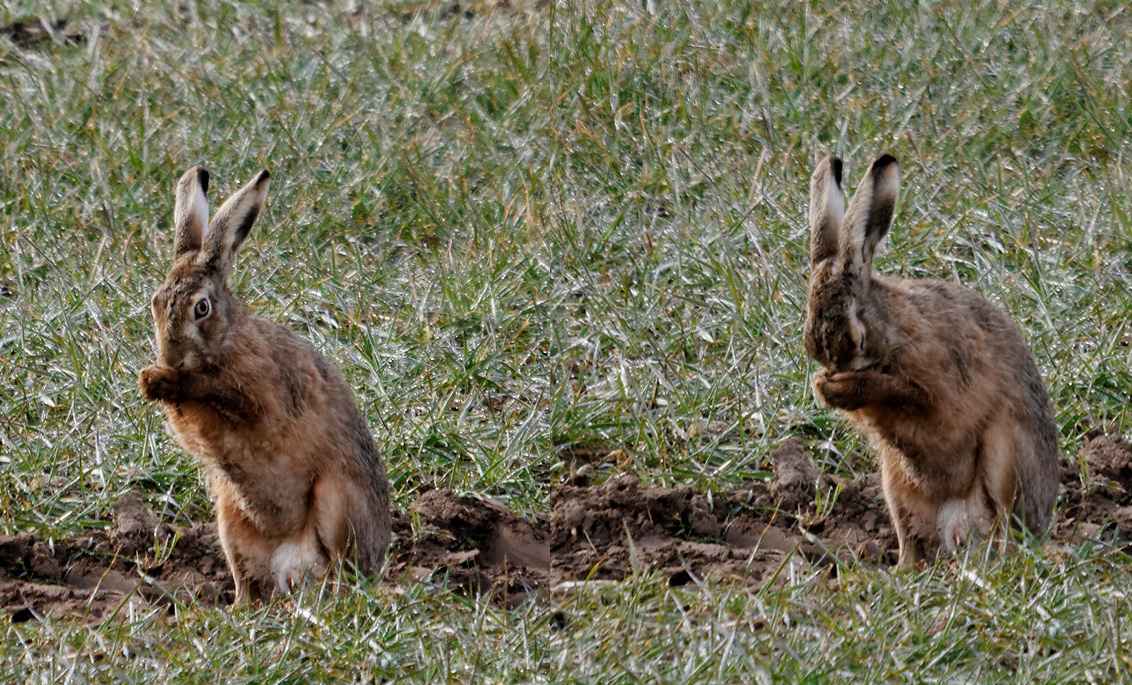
809, 156, 844, 264
173, 167, 209, 256
839, 154, 900, 279
202, 169, 270, 273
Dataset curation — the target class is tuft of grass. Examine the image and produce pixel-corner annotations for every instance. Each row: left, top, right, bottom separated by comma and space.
1, 0, 1131, 681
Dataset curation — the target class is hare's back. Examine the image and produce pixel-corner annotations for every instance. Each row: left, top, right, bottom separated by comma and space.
878, 275, 1044, 404
891, 277, 1032, 357
255, 318, 389, 478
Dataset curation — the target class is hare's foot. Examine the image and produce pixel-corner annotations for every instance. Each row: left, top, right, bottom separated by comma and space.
271, 533, 328, 594
936, 499, 970, 556
813, 369, 869, 410
139, 365, 181, 402
815, 368, 928, 412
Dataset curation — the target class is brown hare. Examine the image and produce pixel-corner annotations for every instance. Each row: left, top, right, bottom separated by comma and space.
804, 154, 1059, 567
140, 167, 391, 602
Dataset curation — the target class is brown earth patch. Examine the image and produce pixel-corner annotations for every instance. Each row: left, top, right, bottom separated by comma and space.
4, 435, 1131, 621
387, 488, 549, 608
1054, 433, 1132, 546
0, 492, 231, 624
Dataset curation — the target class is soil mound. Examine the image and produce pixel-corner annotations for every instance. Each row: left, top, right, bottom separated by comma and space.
388, 488, 548, 607
4, 435, 1131, 621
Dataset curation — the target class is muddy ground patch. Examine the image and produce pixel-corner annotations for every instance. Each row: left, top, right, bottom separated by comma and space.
0, 492, 231, 623
4, 436, 1131, 621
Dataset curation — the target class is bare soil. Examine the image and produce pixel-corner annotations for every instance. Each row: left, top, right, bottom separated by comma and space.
4, 436, 1131, 622
0, 492, 231, 623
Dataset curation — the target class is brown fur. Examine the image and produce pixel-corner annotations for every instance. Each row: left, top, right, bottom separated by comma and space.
804, 154, 1059, 567
140, 167, 390, 602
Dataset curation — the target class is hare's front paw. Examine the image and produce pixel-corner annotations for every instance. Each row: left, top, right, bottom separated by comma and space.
813, 369, 869, 411
139, 365, 179, 402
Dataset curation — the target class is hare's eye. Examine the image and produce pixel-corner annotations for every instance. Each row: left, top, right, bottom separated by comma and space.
193, 298, 211, 320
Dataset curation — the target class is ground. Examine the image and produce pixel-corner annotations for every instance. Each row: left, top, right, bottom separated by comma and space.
4, 436, 1131, 623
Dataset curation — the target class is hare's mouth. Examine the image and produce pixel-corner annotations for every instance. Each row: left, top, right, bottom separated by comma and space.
161, 350, 201, 372
847, 355, 878, 371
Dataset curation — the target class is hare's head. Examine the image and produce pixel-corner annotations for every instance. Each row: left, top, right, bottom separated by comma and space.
150, 167, 270, 370
803, 154, 900, 371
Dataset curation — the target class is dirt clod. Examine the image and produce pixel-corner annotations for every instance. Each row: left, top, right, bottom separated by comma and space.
111, 491, 167, 557
0, 18, 85, 48
1082, 434, 1132, 486
769, 438, 821, 513
0, 497, 233, 623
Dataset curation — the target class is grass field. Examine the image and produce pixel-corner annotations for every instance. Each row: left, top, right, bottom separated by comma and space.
2, 0, 1131, 681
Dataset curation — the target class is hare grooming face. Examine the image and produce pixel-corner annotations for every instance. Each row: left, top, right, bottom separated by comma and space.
804, 154, 1059, 567
141, 167, 391, 603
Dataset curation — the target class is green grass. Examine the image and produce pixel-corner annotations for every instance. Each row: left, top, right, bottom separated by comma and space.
2, 0, 1131, 681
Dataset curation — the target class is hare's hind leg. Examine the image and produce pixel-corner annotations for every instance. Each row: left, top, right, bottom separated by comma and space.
977, 418, 1026, 548
972, 414, 1056, 556
310, 471, 390, 576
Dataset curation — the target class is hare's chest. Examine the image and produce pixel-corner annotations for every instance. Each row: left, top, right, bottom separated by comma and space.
167, 414, 313, 533
863, 416, 979, 495
207, 450, 313, 535
164, 405, 222, 459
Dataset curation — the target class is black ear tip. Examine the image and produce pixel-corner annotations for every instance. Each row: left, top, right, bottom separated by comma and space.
257, 169, 271, 184
874, 154, 899, 170
198, 168, 210, 194
830, 157, 843, 185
